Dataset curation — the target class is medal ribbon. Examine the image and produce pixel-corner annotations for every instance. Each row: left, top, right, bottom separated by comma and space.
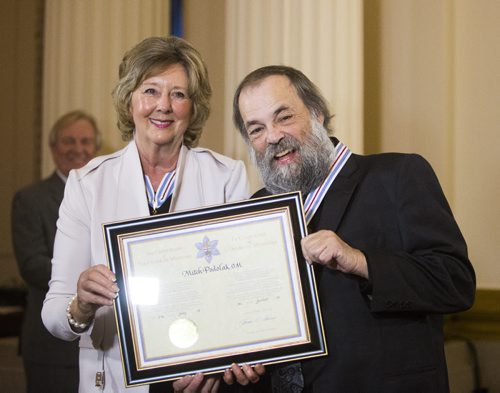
144, 170, 176, 211
303, 142, 351, 224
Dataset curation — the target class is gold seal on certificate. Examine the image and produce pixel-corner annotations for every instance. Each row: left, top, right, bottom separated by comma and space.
104, 192, 327, 386
169, 318, 199, 349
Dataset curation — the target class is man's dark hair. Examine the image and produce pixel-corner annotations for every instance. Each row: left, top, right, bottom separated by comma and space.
233, 65, 333, 140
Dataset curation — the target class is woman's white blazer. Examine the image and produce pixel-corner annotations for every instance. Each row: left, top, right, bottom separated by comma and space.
42, 140, 249, 392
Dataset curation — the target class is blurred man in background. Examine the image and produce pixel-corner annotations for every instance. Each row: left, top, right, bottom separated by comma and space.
11, 110, 101, 393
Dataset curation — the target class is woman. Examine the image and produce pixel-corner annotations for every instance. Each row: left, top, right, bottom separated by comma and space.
42, 36, 258, 393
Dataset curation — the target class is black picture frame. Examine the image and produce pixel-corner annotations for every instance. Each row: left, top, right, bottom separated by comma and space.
103, 191, 327, 387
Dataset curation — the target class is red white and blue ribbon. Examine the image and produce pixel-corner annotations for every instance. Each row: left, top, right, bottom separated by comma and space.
303, 142, 351, 224
144, 170, 176, 211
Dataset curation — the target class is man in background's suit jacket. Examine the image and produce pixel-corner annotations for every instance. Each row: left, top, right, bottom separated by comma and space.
11, 110, 100, 393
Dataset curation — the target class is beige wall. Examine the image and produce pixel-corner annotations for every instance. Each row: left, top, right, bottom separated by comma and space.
0, 0, 42, 287
188, 0, 500, 289
183, 0, 227, 153
453, 0, 500, 289
2, 1, 499, 291
364, 0, 500, 289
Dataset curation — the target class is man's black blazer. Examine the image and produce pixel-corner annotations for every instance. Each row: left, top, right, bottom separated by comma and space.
12, 172, 79, 366
251, 151, 475, 393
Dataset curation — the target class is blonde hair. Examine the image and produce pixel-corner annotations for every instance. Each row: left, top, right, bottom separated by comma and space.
112, 36, 212, 147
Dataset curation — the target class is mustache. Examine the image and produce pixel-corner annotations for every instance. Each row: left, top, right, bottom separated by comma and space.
249, 118, 336, 196
257, 136, 301, 164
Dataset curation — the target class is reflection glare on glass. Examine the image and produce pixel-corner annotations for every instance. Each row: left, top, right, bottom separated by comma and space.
129, 277, 159, 305
169, 318, 199, 349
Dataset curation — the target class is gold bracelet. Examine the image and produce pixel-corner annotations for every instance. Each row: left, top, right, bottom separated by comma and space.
66, 295, 89, 330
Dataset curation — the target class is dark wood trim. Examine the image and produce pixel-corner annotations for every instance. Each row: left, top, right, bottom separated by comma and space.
444, 289, 500, 341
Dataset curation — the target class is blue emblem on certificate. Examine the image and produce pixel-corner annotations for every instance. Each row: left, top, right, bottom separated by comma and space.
195, 236, 220, 263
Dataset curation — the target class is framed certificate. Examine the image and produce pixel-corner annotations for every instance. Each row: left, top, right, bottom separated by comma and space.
103, 191, 327, 387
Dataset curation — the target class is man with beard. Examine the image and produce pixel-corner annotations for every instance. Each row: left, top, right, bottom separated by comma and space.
225, 65, 476, 393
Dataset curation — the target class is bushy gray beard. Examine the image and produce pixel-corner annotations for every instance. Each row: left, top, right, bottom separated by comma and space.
250, 119, 336, 196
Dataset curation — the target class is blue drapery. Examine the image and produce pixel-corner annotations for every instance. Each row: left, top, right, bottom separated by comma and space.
170, 0, 183, 37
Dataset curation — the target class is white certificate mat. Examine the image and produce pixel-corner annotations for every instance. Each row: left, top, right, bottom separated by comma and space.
104, 192, 327, 386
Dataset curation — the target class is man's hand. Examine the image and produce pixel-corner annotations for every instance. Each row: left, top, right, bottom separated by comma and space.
173, 374, 220, 393
223, 363, 266, 386
301, 230, 368, 279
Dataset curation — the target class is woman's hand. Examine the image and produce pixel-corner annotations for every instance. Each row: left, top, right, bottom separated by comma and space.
71, 264, 119, 323
173, 374, 220, 393
223, 363, 266, 386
